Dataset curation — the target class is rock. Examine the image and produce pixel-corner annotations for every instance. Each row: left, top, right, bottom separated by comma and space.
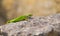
0, 13, 60, 36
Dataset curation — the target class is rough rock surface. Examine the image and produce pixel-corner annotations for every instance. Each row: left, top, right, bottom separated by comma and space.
0, 13, 60, 36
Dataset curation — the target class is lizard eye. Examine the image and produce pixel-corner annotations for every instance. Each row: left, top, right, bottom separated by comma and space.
29, 14, 32, 16
23, 19, 26, 20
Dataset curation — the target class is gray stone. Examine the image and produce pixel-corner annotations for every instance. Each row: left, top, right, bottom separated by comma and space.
0, 13, 60, 36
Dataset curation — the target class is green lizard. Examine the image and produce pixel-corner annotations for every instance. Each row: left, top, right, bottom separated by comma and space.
7, 14, 32, 23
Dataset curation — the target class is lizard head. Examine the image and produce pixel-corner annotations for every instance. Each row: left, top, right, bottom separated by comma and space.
26, 14, 32, 19
28, 14, 32, 16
